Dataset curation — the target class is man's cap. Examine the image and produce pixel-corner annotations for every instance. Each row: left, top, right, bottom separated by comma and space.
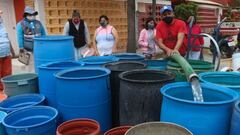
160, 5, 173, 14
24, 6, 38, 15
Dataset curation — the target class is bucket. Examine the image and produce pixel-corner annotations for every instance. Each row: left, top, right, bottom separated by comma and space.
1, 73, 38, 97
160, 82, 239, 135
119, 69, 175, 125
167, 60, 214, 82
230, 100, 240, 135
56, 119, 101, 135
104, 126, 132, 135
103, 61, 147, 126
113, 53, 145, 61
0, 111, 7, 135
34, 35, 75, 73
79, 56, 119, 67
199, 72, 240, 95
0, 94, 45, 113
232, 53, 240, 71
38, 61, 83, 108
3, 106, 58, 135
125, 122, 192, 135
55, 67, 111, 132
143, 59, 167, 70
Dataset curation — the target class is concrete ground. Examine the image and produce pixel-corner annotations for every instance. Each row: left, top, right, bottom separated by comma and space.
12, 58, 29, 74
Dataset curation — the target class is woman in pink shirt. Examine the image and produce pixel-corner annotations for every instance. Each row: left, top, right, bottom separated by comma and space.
93, 15, 118, 56
138, 17, 157, 59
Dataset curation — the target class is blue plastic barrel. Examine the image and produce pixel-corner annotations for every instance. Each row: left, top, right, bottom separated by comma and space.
230, 100, 240, 135
113, 53, 145, 61
0, 94, 45, 113
160, 82, 239, 135
199, 72, 240, 95
143, 60, 167, 70
0, 111, 7, 135
38, 61, 83, 108
55, 67, 111, 133
79, 56, 119, 67
3, 106, 58, 135
34, 35, 75, 73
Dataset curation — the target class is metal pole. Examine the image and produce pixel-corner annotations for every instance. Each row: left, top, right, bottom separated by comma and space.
191, 33, 221, 71
127, 0, 136, 53
152, 0, 156, 19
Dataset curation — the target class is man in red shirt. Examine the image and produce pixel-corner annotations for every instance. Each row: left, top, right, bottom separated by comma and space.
156, 5, 187, 56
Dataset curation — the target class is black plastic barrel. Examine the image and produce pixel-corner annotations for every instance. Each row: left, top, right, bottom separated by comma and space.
103, 61, 147, 127
118, 69, 175, 125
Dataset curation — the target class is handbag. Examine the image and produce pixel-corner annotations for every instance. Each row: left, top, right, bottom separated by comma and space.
18, 49, 30, 65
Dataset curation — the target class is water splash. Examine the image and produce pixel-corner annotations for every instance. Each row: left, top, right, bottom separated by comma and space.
190, 77, 204, 102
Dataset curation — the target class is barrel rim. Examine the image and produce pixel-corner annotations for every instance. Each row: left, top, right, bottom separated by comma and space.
235, 100, 240, 113
143, 59, 167, 63
104, 126, 132, 135
34, 57, 75, 62
2, 106, 58, 129
0, 94, 45, 112
119, 69, 175, 83
167, 59, 214, 69
0, 111, 7, 123
103, 61, 147, 72
161, 82, 239, 105
199, 72, 240, 89
38, 61, 83, 70
125, 121, 193, 135
113, 53, 145, 60
34, 35, 73, 41
1, 73, 38, 83
55, 67, 111, 80
79, 56, 119, 65
57, 118, 100, 134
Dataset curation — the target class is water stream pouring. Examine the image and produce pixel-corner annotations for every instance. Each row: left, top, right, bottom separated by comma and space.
190, 76, 204, 102
170, 53, 204, 102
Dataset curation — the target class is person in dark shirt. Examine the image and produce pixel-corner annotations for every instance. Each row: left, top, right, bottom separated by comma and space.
63, 10, 91, 60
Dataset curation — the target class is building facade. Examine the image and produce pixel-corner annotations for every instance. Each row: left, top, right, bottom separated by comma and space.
0, 0, 238, 53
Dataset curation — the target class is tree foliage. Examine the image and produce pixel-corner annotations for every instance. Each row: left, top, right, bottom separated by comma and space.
174, 2, 198, 21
